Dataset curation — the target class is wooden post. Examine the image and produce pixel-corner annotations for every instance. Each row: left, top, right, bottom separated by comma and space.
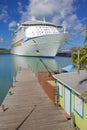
2, 104, 5, 111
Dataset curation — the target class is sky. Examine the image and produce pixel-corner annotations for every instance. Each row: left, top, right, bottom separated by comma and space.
0, 0, 87, 49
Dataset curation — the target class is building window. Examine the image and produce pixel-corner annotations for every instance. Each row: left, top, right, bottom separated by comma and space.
74, 94, 84, 118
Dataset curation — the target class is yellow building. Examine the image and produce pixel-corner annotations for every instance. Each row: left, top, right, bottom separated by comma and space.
53, 70, 87, 130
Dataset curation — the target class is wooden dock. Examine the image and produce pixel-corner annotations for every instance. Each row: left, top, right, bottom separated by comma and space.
0, 68, 74, 130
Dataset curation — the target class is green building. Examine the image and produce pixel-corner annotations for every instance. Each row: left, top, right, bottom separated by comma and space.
53, 70, 87, 130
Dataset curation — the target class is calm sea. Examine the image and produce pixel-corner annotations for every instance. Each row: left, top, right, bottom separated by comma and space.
0, 54, 72, 105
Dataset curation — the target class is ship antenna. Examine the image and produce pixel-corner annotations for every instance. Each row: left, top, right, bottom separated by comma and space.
43, 17, 46, 23
17, 23, 20, 26
31, 16, 36, 21
63, 26, 66, 33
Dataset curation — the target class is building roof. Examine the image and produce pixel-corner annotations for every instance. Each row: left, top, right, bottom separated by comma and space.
53, 70, 87, 99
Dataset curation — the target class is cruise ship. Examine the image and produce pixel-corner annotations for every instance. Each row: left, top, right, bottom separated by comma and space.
11, 19, 70, 57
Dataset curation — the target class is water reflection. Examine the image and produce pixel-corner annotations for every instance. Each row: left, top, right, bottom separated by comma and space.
12, 55, 61, 76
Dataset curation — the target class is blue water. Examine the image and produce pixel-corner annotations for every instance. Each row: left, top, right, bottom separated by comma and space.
0, 54, 72, 105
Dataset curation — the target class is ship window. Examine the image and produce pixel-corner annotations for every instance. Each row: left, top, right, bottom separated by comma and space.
25, 25, 59, 37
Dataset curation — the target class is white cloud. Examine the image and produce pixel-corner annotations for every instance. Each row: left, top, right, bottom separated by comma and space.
29, 0, 57, 17
0, 5, 9, 22
8, 20, 17, 31
0, 37, 3, 43
27, 0, 74, 19
9, 21, 17, 28
17, 2, 24, 14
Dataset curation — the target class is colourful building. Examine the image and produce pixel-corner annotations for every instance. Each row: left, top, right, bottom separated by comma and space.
53, 70, 87, 130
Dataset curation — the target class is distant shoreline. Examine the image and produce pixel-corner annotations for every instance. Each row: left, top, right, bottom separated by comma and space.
56, 51, 72, 57
0, 48, 10, 54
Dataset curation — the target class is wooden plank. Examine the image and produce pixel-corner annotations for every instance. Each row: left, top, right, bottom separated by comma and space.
0, 68, 74, 130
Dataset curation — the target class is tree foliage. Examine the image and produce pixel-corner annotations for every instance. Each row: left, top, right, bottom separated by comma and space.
71, 46, 87, 73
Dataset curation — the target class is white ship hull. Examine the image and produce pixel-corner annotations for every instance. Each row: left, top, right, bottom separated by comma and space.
11, 33, 70, 57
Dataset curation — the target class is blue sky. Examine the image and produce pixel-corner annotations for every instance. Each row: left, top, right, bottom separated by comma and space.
0, 0, 87, 49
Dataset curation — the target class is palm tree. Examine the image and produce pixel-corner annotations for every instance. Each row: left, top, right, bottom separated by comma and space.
79, 46, 87, 69
71, 46, 87, 73
71, 26, 87, 73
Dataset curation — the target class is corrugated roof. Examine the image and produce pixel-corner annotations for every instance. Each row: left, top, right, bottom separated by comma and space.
53, 70, 87, 99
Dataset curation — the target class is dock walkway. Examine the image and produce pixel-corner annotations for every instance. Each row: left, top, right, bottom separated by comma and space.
0, 68, 74, 130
